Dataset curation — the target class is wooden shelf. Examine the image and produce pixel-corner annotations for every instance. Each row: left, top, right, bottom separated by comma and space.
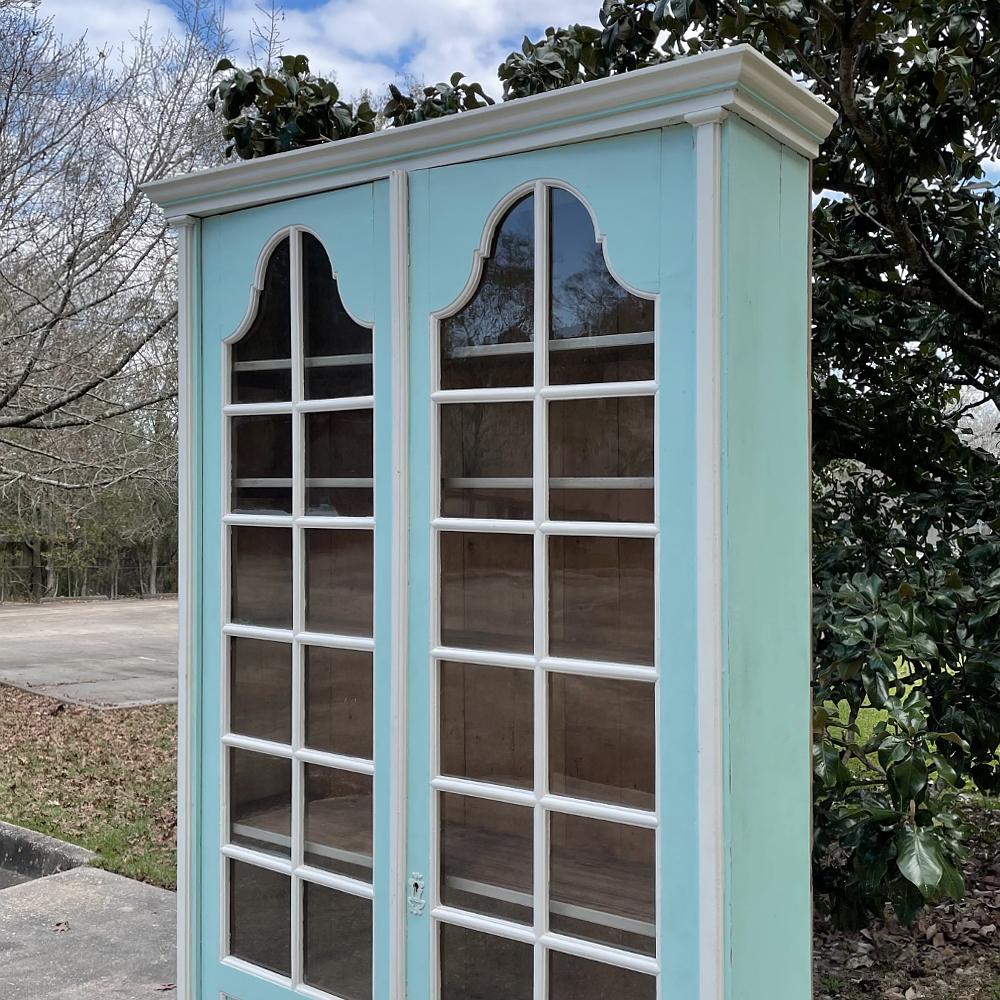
232, 354, 373, 374
234, 478, 374, 489
446, 331, 653, 360
442, 477, 653, 490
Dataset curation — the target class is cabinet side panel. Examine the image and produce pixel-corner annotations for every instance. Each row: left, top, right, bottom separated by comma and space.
721, 118, 812, 1000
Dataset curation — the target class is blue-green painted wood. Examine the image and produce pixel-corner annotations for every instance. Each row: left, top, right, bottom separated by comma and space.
655, 124, 700, 1000
198, 206, 225, 997
404, 163, 433, 999
370, 178, 395, 1000
720, 117, 813, 1000
197, 180, 389, 1000
423, 130, 662, 310
204, 185, 377, 335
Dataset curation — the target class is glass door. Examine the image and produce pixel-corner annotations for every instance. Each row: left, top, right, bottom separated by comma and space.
216, 222, 380, 1000
425, 181, 660, 1000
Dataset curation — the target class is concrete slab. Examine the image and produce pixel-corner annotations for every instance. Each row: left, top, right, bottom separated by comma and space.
0, 866, 176, 999
0, 599, 177, 707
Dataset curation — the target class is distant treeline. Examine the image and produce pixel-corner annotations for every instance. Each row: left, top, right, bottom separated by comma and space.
0, 536, 177, 603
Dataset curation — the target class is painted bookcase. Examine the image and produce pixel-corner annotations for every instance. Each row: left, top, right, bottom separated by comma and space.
144, 44, 837, 1000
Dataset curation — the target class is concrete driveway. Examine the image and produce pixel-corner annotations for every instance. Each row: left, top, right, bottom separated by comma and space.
0, 599, 178, 707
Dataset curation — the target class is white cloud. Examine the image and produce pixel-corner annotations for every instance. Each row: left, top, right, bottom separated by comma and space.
265, 0, 600, 98
44, 0, 602, 100
41, 0, 183, 52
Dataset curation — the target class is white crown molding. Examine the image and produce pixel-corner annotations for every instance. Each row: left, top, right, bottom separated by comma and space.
144, 45, 836, 220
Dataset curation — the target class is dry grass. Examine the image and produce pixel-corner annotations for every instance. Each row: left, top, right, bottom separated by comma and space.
0, 685, 177, 888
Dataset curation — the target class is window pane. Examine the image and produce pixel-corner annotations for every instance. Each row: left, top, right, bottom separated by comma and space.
548, 535, 653, 665
440, 661, 532, 789
229, 860, 290, 975
549, 189, 654, 385
549, 396, 653, 522
230, 637, 291, 744
306, 409, 373, 516
304, 883, 372, 1000
305, 529, 373, 637
440, 793, 533, 924
230, 748, 291, 857
441, 195, 534, 390
440, 924, 532, 1000
549, 952, 656, 1000
232, 237, 292, 403
231, 526, 292, 629
549, 814, 655, 955
304, 765, 372, 882
231, 414, 292, 514
305, 646, 373, 759
549, 673, 654, 810
303, 232, 372, 400
440, 532, 532, 654
440, 402, 532, 520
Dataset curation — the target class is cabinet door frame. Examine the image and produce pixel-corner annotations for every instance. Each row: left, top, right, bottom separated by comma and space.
406, 129, 697, 1000
191, 181, 402, 1000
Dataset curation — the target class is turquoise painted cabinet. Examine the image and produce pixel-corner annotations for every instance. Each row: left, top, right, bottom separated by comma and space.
145, 45, 835, 1000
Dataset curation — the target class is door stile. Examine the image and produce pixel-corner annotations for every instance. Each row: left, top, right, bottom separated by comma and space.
530, 179, 550, 1000
387, 169, 410, 1000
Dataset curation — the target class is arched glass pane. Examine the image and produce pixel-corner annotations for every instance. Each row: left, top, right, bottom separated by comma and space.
232, 237, 291, 402
303, 231, 372, 399
440, 195, 534, 389
549, 189, 654, 384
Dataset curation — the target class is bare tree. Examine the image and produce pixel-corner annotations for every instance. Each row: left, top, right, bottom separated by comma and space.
246, 0, 288, 74
0, 0, 223, 596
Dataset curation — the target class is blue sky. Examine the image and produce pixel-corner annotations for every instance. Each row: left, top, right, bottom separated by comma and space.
43, 0, 602, 99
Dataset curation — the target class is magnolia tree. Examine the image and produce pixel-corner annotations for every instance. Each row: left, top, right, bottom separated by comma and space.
209, 1, 1000, 929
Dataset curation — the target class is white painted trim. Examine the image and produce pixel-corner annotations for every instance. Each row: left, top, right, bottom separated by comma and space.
432, 905, 537, 945
430, 380, 658, 404
540, 519, 657, 538
222, 955, 292, 989
294, 630, 375, 652
223, 514, 374, 530
224, 396, 375, 416
432, 386, 535, 404
686, 108, 727, 1000
171, 213, 198, 1000
431, 906, 661, 978
539, 656, 657, 683
428, 777, 657, 829
388, 168, 410, 1000
143, 46, 835, 221
531, 179, 551, 1000
432, 516, 534, 534
223, 622, 294, 642
430, 646, 536, 670
429, 646, 657, 682
538, 933, 659, 977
